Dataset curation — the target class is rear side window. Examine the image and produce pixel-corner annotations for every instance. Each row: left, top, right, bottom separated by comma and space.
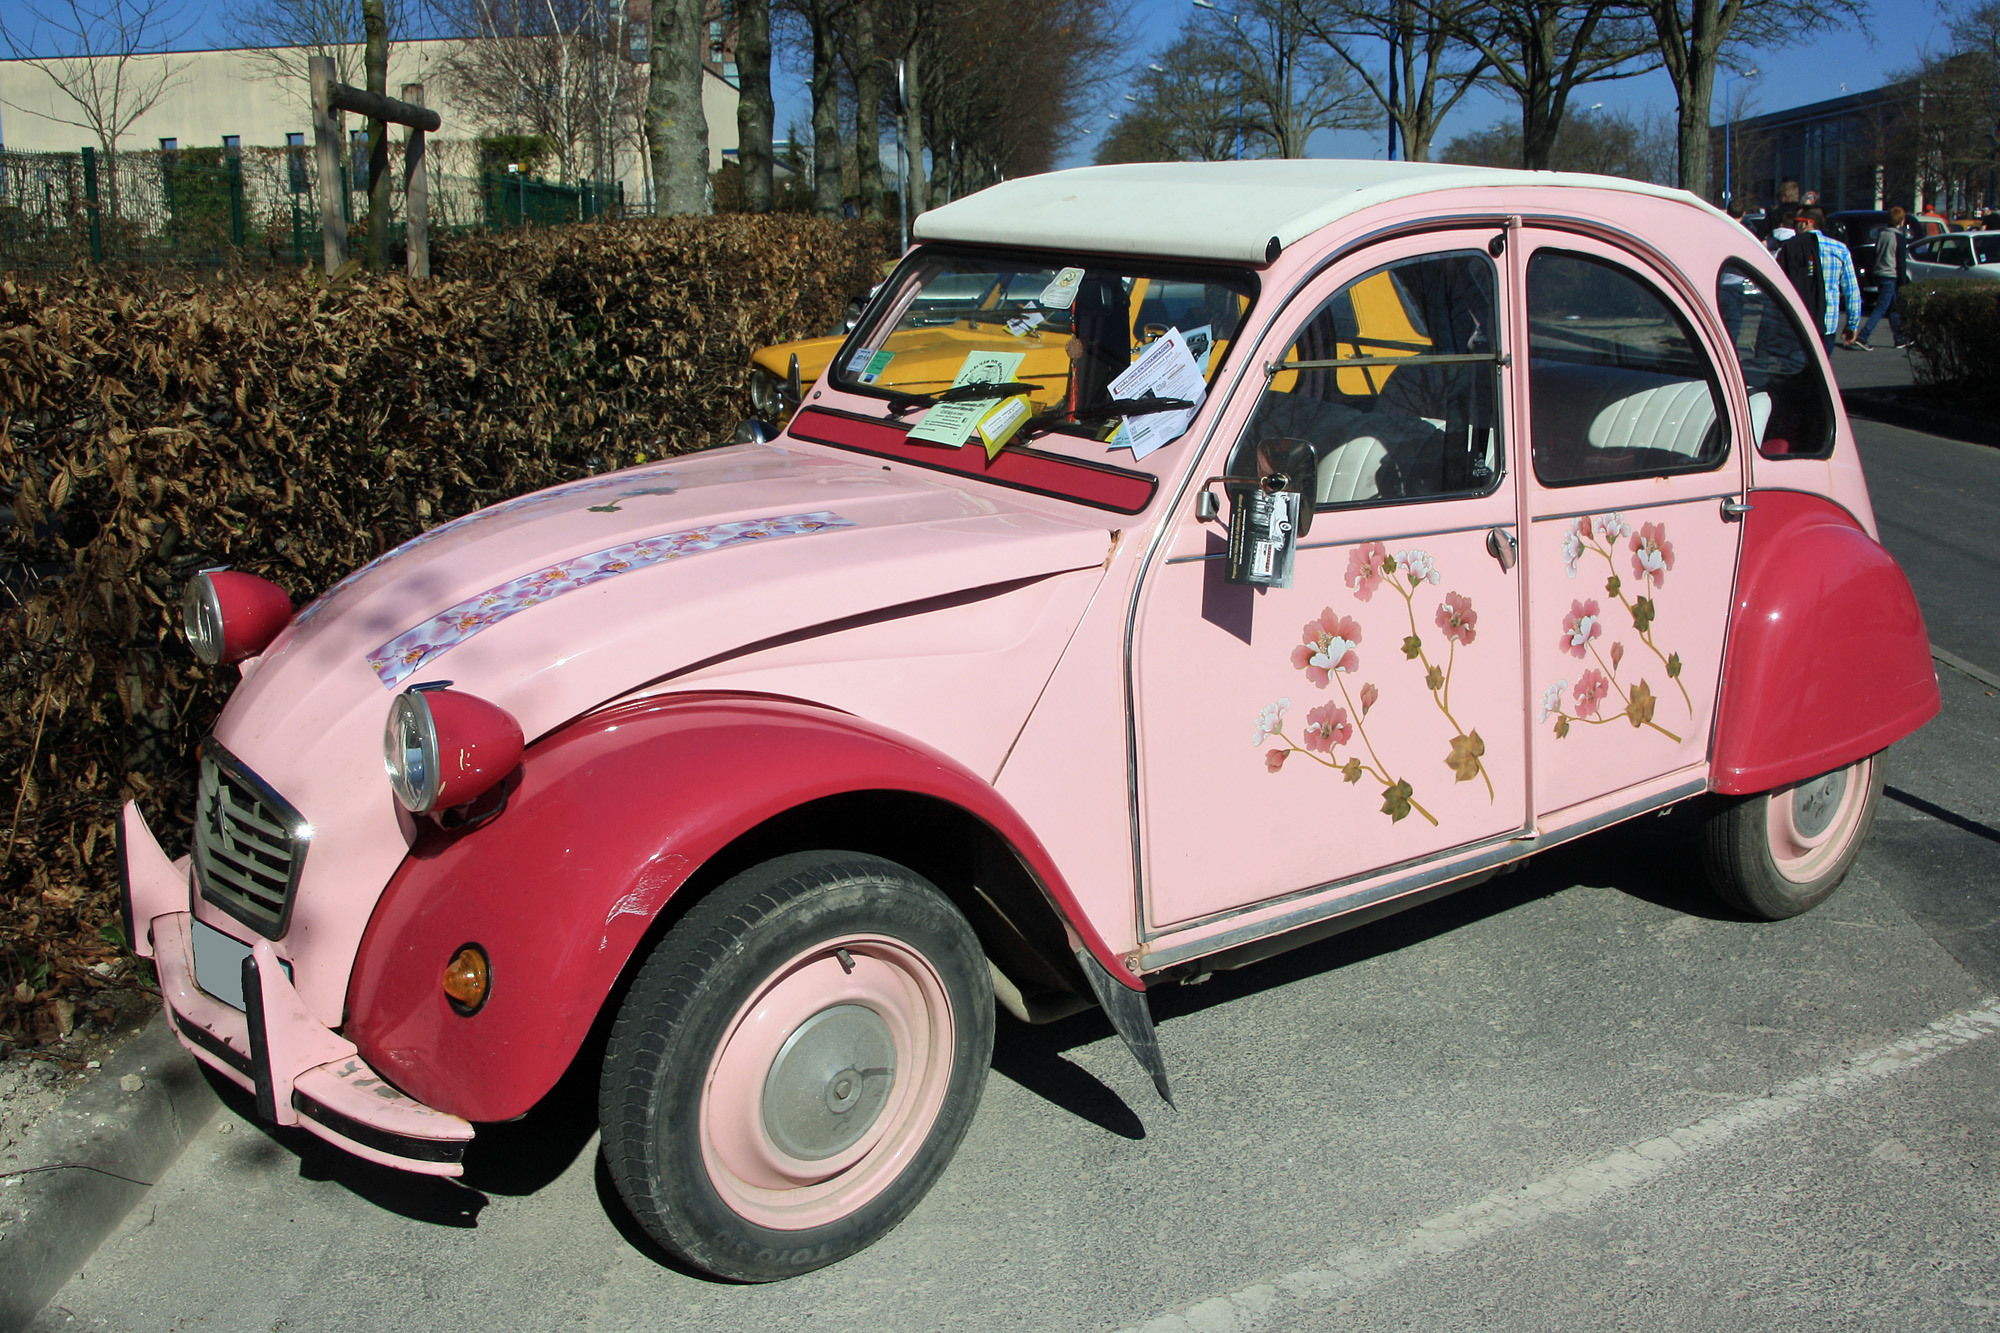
1716, 262, 1836, 459
1526, 250, 1729, 486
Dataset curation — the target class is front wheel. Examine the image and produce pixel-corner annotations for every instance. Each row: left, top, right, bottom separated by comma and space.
1698, 752, 1885, 920
599, 851, 994, 1281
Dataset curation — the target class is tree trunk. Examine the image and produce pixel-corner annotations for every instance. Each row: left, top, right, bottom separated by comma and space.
852, 0, 883, 221
903, 44, 929, 216
1676, 57, 1718, 196
810, 2, 844, 215
363, 0, 390, 270
736, 0, 774, 211
649, 0, 711, 214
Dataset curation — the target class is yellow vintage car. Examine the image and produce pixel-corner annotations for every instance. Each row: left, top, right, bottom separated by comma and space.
747, 265, 1433, 432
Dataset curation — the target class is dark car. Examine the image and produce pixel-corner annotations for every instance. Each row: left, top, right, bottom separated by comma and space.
1824, 209, 1949, 299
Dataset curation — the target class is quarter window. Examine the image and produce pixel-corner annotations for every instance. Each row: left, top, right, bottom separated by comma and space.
1526, 250, 1728, 486
1232, 251, 1503, 509
1716, 262, 1836, 459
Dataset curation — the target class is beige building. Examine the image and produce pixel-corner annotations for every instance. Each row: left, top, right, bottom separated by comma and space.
0, 41, 739, 202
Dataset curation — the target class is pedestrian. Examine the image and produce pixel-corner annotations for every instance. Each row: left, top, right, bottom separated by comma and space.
1855, 205, 1909, 350
1777, 207, 1862, 354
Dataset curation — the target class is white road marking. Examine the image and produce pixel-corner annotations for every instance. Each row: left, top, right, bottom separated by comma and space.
1121, 998, 2000, 1333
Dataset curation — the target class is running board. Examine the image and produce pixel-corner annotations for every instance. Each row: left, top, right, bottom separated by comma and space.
1075, 949, 1173, 1108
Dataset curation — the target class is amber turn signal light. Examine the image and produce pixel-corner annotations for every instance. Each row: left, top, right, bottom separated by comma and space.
442, 944, 490, 1015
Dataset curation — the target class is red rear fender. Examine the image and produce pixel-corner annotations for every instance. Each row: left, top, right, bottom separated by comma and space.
343, 692, 1128, 1123
1710, 491, 1939, 795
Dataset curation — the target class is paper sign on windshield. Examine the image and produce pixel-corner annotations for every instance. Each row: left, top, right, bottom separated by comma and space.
1107, 327, 1207, 460
1039, 267, 1085, 310
908, 350, 1025, 447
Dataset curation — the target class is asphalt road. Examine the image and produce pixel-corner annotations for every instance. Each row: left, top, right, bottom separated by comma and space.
32, 370, 2000, 1333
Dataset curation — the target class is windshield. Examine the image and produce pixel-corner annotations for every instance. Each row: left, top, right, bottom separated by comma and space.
811, 246, 1257, 508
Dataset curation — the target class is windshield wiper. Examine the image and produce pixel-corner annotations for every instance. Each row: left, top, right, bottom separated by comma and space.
1016, 396, 1199, 439
881, 381, 1043, 416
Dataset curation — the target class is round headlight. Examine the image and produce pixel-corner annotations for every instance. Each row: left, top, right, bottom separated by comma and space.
182, 570, 225, 665
385, 688, 442, 812
749, 367, 779, 418
181, 568, 294, 666
384, 684, 525, 816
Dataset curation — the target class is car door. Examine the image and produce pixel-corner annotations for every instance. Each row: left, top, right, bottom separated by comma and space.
1131, 235, 1530, 932
1907, 234, 1967, 281
1516, 232, 1747, 821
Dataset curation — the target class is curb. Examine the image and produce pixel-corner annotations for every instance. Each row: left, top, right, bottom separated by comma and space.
0, 1012, 218, 1333
1842, 386, 2000, 448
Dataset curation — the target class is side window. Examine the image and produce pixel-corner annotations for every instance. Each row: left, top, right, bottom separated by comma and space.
1716, 262, 1836, 459
1526, 250, 1729, 486
1230, 251, 1502, 509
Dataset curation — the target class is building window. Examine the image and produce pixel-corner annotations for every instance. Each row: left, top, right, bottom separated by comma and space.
350, 128, 369, 185
222, 134, 241, 155
287, 132, 309, 194
709, 19, 723, 63
159, 137, 177, 152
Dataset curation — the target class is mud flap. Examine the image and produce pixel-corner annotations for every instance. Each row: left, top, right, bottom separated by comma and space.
1074, 949, 1174, 1107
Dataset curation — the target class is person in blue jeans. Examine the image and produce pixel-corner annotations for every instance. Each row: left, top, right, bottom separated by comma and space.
1855, 206, 1909, 350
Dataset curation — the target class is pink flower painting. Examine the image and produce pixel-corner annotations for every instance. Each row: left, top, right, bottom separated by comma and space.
1573, 669, 1610, 718
1291, 609, 1363, 686
1559, 599, 1602, 659
1435, 591, 1478, 646
1303, 703, 1352, 753
1344, 541, 1390, 600
1630, 522, 1674, 588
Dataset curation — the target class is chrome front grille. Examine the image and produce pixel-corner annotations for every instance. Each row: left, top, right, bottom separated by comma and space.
192, 741, 309, 939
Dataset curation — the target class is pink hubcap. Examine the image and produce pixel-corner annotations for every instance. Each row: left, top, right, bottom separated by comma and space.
1766, 757, 1870, 883
699, 934, 955, 1230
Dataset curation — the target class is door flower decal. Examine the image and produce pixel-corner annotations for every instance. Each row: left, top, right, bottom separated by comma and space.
1542, 512, 1689, 741
1256, 547, 1492, 824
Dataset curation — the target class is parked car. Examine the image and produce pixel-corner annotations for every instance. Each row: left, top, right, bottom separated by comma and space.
1903, 229, 2000, 282
1823, 209, 1949, 298
124, 160, 1939, 1283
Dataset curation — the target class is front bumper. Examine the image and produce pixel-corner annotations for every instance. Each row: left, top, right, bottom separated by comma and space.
122, 801, 474, 1176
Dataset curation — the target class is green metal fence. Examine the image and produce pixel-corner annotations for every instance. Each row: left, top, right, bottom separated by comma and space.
0, 144, 627, 272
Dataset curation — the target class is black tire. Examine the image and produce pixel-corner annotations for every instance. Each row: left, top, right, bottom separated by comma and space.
1698, 752, 1885, 920
599, 851, 994, 1281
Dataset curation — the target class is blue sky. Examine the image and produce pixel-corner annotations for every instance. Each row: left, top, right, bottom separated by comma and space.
158, 0, 1955, 166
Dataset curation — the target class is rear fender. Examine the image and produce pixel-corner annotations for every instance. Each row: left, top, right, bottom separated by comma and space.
343, 692, 1129, 1123
1710, 490, 1939, 795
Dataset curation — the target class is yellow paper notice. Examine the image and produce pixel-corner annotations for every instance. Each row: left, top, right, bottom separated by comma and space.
976, 395, 1033, 459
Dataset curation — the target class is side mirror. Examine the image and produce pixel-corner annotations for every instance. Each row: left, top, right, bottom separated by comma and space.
1206, 438, 1320, 588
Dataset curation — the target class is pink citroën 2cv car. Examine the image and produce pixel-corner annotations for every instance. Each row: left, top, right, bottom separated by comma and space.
121, 161, 1939, 1280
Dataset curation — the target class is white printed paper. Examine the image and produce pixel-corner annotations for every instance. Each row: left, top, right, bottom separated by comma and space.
1039, 267, 1085, 310
1107, 327, 1207, 460
1006, 310, 1047, 338
908, 350, 1026, 447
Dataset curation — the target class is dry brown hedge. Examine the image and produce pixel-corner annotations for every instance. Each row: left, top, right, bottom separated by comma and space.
0, 214, 893, 1047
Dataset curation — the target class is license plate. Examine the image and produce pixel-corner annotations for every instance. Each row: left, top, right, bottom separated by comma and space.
191, 918, 252, 1011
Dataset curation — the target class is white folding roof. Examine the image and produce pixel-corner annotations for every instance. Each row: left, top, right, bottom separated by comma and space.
912, 160, 1709, 266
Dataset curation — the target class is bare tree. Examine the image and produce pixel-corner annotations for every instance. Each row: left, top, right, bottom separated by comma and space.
648, 0, 709, 211
1097, 32, 1251, 164
1440, 104, 1676, 181
441, 0, 644, 185
1298, 0, 1487, 163
1632, 0, 1867, 196
1454, 0, 1653, 171
0, 0, 191, 216
1185, 0, 1373, 158
225, 0, 397, 94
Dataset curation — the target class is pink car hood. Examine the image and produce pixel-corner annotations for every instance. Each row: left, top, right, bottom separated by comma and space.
213, 443, 1114, 829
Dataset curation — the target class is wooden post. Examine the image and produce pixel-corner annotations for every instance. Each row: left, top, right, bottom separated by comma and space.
309, 56, 349, 274
402, 83, 429, 280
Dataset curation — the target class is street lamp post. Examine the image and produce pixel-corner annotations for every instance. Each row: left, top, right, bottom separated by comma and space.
1191, 0, 1243, 160
1723, 67, 1760, 206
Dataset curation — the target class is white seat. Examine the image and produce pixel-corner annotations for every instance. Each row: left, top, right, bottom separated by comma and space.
1530, 362, 1721, 468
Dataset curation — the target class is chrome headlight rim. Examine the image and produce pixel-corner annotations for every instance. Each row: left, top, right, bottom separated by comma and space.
182, 568, 227, 666
749, 367, 780, 419
384, 687, 444, 814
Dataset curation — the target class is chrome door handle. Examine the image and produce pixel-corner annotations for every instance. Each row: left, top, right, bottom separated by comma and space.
1720, 498, 1753, 521
1486, 526, 1518, 571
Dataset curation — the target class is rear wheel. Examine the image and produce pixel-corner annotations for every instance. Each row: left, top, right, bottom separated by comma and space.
1699, 752, 1884, 920
599, 851, 993, 1281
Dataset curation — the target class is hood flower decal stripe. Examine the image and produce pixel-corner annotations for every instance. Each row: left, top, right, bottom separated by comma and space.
366, 510, 854, 688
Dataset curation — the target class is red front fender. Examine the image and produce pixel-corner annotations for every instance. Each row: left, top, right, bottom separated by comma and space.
344, 692, 1131, 1123
1710, 490, 1939, 795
